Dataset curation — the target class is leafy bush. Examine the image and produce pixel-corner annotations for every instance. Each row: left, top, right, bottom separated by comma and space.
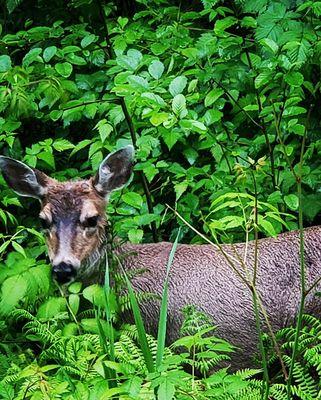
2, 0, 321, 399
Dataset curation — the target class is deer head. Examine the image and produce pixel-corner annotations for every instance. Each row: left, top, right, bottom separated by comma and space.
0, 146, 134, 284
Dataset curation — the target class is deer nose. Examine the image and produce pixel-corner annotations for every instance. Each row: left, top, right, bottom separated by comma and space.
52, 262, 76, 284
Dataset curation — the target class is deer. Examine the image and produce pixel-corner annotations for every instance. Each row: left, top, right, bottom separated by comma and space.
1, 145, 321, 369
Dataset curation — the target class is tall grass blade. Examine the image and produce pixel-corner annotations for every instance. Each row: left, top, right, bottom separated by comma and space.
120, 261, 155, 373
104, 255, 115, 361
156, 229, 180, 368
95, 254, 117, 386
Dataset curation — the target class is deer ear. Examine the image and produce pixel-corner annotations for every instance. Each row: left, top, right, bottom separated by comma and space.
93, 145, 134, 197
0, 156, 50, 200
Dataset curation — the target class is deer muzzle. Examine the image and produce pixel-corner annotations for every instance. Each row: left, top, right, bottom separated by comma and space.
52, 262, 77, 284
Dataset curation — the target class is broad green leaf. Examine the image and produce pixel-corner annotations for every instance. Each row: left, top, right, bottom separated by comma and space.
81, 318, 109, 334
214, 16, 237, 34
122, 192, 143, 208
151, 43, 168, 55
22, 48, 42, 67
12, 241, 26, 257
83, 284, 105, 307
128, 229, 144, 243
81, 33, 96, 48
254, 70, 271, 88
127, 75, 149, 90
141, 92, 166, 107
0, 275, 27, 314
180, 119, 207, 133
116, 49, 142, 71
148, 60, 164, 79
157, 379, 175, 400
55, 62, 73, 77
68, 282, 82, 294
174, 182, 188, 200
62, 322, 78, 337
69, 294, 80, 315
53, 139, 74, 151
260, 38, 279, 53
169, 76, 187, 97
150, 112, 169, 126
161, 129, 181, 150
95, 119, 113, 142
258, 216, 277, 237
285, 71, 304, 87
284, 194, 299, 210
0, 55, 11, 72
172, 94, 187, 117
204, 88, 224, 107
43, 46, 57, 62
49, 110, 62, 121
37, 151, 55, 169
37, 297, 66, 319
204, 109, 223, 125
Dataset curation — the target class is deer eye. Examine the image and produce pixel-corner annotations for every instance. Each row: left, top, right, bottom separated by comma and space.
83, 216, 99, 228
40, 217, 52, 230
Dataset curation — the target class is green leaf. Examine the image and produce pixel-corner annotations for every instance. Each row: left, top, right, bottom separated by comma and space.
0, 55, 11, 72
161, 129, 181, 150
180, 119, 207, 133
37, 151, 55, 169
53, 139, 74, 152
148, 60, 164, 79
0, 275, 28, 315
68, 282, 82, 294
169, 76, 187, 97
151, 43, 168, 55
122, 376, 142, 398
285, 71, 304, 87
127, 75, 149, 90
150, 112, 169, 126
116, 49, 142, 71
204, 88, 224, 107
12, 241, 26, 257
122, 192, 143, 208
214, 16, 237, 35
158, 379, 175, 400
83, 284, 105, 307
128, 229, 144, 243
81, 33, 96, 48
174, 182, 188, 200
141, 92, 166, 107
22, 48, 42, 67
258, 216, 277, 237
95, 119, 113, 142
49, 110, 62, 121
55, 62, 73, 77
260, 38, 279, 54
284, 194, 299, 210
69, 294, 80, 315
37, 297, 66, 319
204, 109, 223, 125
43, 46, 57, 62
254, 71, 271, 88
62, 322, 78, 337
81, 318, 109, 334
172, 94, 187, 117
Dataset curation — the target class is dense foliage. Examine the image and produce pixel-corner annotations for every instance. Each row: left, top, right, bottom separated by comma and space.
1, 0, 321, 398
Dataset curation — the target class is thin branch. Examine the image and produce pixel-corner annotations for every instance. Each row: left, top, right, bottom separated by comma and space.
61, 98, 119, 111
243, 41, 276, 191
211, 78, 263, 130
168, 204, 288, 379
96, 0, 158, 242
